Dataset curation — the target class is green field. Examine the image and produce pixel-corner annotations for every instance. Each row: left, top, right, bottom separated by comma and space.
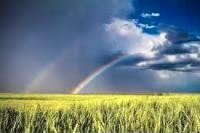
0, 93, 199, 133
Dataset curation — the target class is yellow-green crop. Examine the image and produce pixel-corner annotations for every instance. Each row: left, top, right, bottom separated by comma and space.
0, 93, 199, 133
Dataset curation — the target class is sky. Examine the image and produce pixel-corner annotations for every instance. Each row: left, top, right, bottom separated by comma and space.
0, 0, 199, 93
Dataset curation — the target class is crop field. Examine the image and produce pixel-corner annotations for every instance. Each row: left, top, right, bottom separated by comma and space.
0, 93, 199, 133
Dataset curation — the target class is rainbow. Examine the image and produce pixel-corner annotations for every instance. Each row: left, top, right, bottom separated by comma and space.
26, 46, 128, 93
71, 55, 128, 94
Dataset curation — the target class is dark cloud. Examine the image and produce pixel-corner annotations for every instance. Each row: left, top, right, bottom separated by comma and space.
116, 26, 200, 73
144, 56, 200, 72
158, 24, 198, 43
0, 0, 133, 92
154, 39, 199, 55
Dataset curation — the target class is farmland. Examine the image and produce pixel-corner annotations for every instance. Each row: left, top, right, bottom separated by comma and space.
0, 93, 199, 133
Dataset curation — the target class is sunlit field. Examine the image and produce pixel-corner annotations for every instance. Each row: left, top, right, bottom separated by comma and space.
0, 93, 199, 133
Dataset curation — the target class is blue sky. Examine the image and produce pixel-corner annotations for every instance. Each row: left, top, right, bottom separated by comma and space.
130, 0, 199, 34
0, 0, 199, 93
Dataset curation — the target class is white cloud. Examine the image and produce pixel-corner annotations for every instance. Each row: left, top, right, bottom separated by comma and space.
138, 23, 156, 29
105, 18, 167, 56
166, 55, 178, 62
152, 13, 160, 17
141, 12, 160, 18
104, 18, 199, 75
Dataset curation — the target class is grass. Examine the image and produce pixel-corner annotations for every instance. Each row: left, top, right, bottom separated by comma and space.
0, 93, 199, 133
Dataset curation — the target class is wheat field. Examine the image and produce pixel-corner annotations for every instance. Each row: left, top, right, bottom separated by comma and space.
0, 93, 199, 133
